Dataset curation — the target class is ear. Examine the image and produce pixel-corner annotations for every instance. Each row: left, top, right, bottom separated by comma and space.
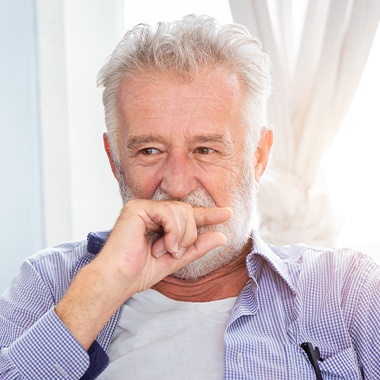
253, 127, 273, 182
103, 132, 118, 180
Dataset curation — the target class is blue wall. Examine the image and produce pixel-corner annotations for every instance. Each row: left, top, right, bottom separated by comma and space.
0, 0, 44, 294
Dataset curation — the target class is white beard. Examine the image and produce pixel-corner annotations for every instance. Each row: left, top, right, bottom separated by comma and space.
117, 164, 258, 281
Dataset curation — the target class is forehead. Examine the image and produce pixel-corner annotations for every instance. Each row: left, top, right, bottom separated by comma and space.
115, 68, 244, 137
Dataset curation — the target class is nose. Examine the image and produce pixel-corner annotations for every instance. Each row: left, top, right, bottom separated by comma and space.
160, 149, 198, 199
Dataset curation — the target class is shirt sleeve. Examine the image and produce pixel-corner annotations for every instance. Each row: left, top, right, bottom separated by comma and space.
0, 258, 90, 379
347, 254, 380, 379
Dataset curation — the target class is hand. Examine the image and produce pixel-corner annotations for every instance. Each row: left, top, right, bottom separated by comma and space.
99, 199, 232, 296
56, 199, 232, 350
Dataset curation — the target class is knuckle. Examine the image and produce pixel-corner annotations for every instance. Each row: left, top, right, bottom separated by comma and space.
180, 202, 194, 214
124, 198, 140, 210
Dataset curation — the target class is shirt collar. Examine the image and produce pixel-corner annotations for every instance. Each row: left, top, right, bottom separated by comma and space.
87, 231, 110, 254
247, 231, 296, 293
86, 229, 296, 293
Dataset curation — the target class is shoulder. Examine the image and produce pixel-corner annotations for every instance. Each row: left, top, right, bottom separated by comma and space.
258, 243, 379, 374
272, 243, 378, 273
12, 237, 96, 305
26, 230, 110, 275
27, 238, 90, 276
270, 244, 379, 296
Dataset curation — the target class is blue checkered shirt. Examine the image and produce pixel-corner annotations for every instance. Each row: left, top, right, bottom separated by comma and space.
0, 231, 379, 379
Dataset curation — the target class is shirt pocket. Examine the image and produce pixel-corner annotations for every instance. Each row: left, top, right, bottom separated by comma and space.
319, 347, 363, 379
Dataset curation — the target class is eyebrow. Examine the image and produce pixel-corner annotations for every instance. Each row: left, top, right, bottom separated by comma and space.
191, 134, 228, 144
125, 133, 231, 151
126, 135, 163, 151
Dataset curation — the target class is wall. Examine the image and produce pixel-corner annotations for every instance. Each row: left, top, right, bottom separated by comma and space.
0, 0, 43, 293
0, 0, 125, 294
1, 1, 378, 296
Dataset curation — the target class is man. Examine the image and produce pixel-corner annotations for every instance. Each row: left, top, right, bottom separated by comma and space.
0, 15, 379, 379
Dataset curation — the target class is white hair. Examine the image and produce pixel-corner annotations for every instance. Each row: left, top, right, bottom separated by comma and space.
97, 14, 272, 162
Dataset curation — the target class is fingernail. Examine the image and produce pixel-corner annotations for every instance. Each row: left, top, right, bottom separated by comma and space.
172, 242, 179, 253
176, 248, 186, 259
155, 250, 167, 258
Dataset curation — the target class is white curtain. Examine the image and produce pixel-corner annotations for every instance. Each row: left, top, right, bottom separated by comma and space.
36, 0, 124, 246
229, 0, 380, 246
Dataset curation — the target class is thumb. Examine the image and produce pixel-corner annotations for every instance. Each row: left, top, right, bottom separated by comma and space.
151, 230, 227, 261
179, 231, 227, 262
193, 207, 232, 227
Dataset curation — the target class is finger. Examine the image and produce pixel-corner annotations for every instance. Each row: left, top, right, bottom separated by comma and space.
152, 228, 227, 261
151, 236, 167, 258
154, 230, 228, 272
193, 207, 232, 227
153, 211, 197, 259
184, 231, 228, 260
152, 231, 228, 277
139, 201, 188, 254
159, 202, 195, 255
152, 207, 230, 259
166, 208, 197, 257
161, 206, 182, 255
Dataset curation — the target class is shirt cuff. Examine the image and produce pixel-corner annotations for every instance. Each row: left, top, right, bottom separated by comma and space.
8, 307, 90, 379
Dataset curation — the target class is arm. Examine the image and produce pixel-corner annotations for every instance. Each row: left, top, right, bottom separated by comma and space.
55, 199, 231, 350
0, 260, 90, 379
351, 255, 380, 379
1, 200, 231, 378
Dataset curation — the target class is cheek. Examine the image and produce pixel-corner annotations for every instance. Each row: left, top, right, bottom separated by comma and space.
122, 165, 162, 199
199, 174, 236, 207
210, 164, 250, 204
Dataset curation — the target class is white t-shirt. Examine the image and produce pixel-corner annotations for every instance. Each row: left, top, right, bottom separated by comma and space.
98, 289, 236, 379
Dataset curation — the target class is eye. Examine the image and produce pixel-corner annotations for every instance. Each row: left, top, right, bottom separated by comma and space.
139, 147, 161, 156
194, 147, 216, 155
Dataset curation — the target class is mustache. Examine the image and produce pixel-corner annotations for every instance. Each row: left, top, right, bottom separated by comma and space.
150, 188, 217, 208
146, 188, 220, 245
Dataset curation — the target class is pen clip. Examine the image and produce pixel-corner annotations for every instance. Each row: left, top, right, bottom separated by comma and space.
301, 342, 323, 380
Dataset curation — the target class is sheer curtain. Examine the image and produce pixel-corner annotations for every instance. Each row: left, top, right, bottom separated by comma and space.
229, 0, 380, 246
36, 0, 125, 246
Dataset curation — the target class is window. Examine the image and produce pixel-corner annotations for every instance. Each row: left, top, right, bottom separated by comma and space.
122, 2, 380, 260
124, 0, 233, 29
322, 25, 380, 259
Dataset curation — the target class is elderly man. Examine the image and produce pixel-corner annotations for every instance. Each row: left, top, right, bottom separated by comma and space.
0, 15, 379, 380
